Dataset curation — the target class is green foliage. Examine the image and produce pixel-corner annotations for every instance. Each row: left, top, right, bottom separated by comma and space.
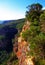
0, 51, 10, 65
11, 59, 19, 65
0, 51, 18, 65
30, 25, 40, 32
40, 11, 45, 21
40, 11, 45, 33
33, 18, 39, 25
35, 59, 45, 65
26, 3, 42, 21
28, 3, 42, 11
22, 29, 31, 41
22, 3, 45, 65
16, 21, 25, 30
0, 35, 4, 39
30, 33, 45, 56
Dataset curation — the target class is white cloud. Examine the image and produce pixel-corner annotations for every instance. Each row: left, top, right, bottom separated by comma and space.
42, 7, 45, 10
0, 7, 25, 20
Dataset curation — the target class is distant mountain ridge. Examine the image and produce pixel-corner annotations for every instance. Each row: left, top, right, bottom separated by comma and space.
0, 18, 25, 35
2, 18, 25, 25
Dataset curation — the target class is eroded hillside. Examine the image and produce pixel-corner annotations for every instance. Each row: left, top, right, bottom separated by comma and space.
13, 21, 34, 65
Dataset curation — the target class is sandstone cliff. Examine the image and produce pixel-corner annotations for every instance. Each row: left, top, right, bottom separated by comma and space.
13, 21, 34, 65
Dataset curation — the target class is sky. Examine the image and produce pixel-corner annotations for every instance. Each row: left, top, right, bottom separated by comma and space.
0, 0, 45, 22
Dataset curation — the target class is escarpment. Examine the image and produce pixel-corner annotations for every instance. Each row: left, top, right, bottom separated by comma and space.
13, 21, 34, 65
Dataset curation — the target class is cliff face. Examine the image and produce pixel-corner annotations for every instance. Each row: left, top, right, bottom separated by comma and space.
13, 21, 34, 65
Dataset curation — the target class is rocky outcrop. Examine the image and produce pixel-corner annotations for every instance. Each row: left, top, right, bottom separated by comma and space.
13, 21, 34, 65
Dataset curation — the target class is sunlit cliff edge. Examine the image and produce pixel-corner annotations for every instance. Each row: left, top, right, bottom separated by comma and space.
13, 21, 34, 65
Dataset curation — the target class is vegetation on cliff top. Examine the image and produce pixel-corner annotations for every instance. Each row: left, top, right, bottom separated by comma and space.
22, 3, 45, 65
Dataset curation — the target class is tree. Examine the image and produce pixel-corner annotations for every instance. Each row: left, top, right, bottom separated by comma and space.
26, 3, 42, 22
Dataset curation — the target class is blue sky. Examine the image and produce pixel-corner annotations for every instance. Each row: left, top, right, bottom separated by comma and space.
0, 0, 45, 21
